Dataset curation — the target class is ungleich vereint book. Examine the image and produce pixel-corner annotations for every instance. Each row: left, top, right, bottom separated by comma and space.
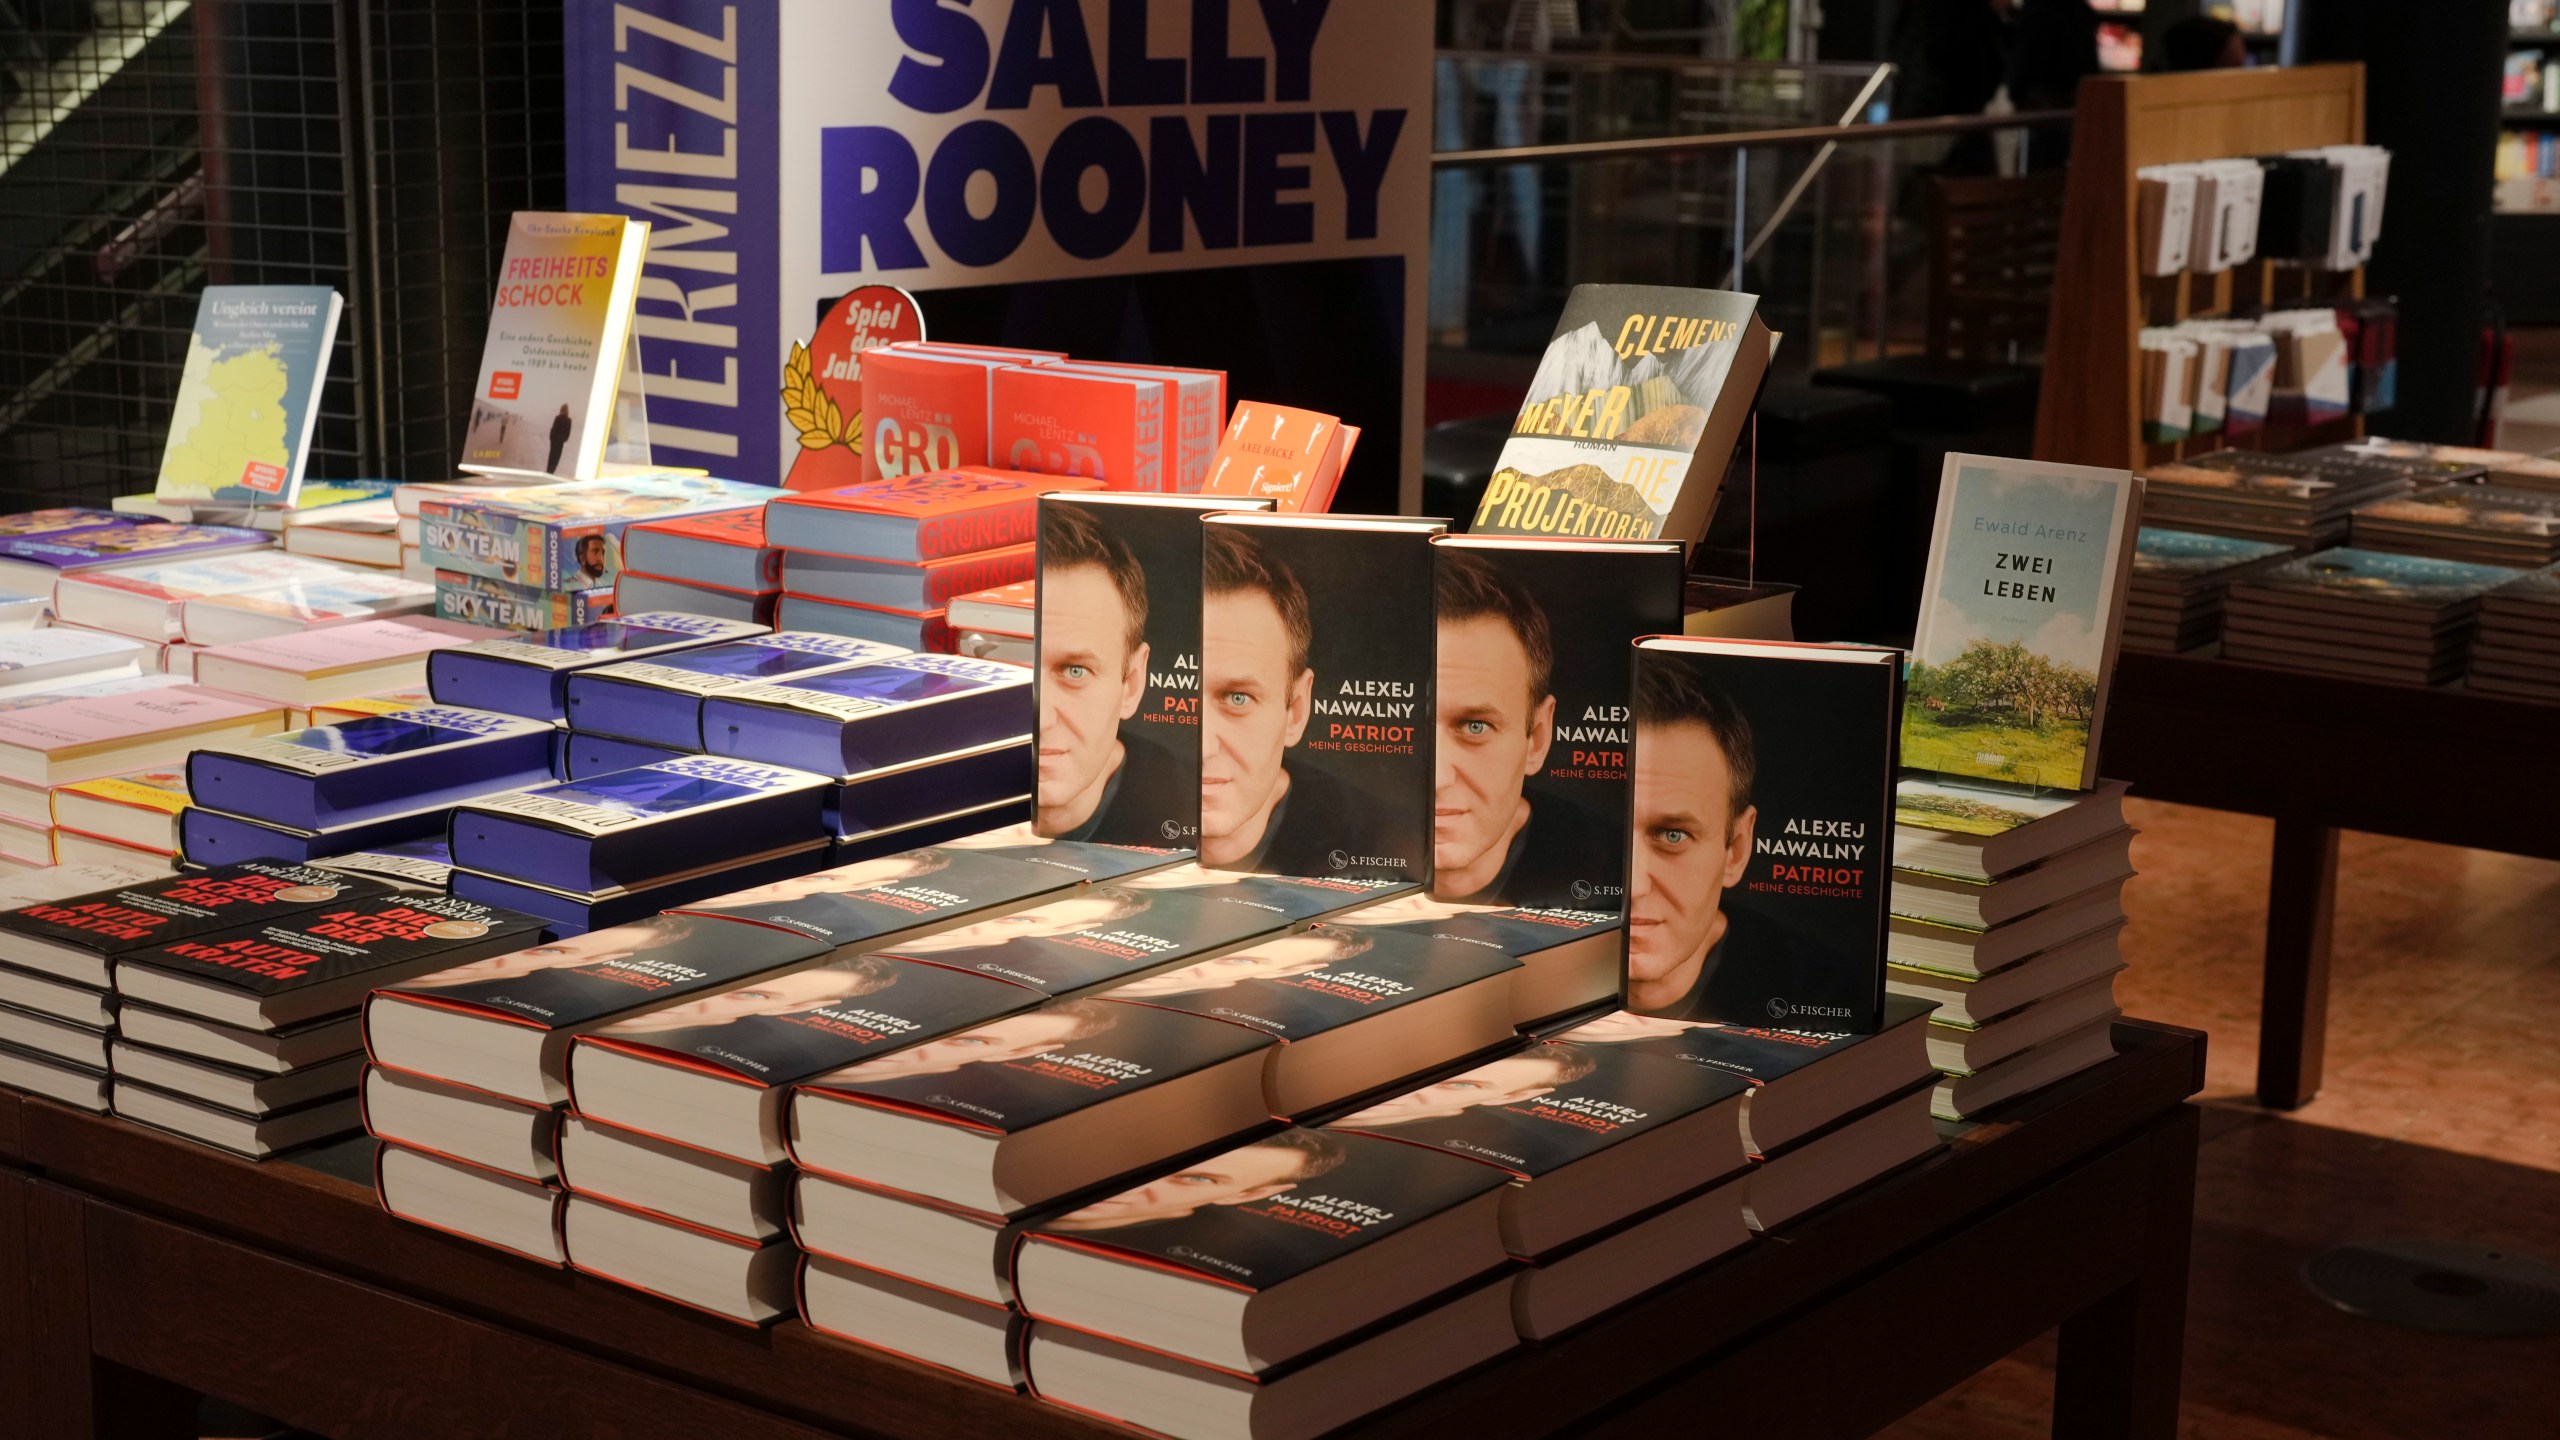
1902, 454, 2142, 791
1472, 285, 1772, 549
459, 213, 651, 482
155, 286, 344, 508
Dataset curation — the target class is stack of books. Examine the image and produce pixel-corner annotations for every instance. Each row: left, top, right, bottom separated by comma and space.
46, 769, 191, 875
2222, 547, 2526, 684
615, 508, 783, 624
2349, 485, 2560, 570
2141, 452, 2413, 548
947, 580, 1034, 665
768, 470, 1101, 652
556, 630, 909, 778
187, 616, 505, 710
0, 517, 273, 624
2468, 565, 2560, 702
417, 475, 783, 633
2124, 527, 2293, 653
362, 835, 1179, 1273
50, 551, 432, 674
0, 861, 172, 1106
0, 685, 288, 864
1890, 779, 2135, 1119
276, 492, 404, 571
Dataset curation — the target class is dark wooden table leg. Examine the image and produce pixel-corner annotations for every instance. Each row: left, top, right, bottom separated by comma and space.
2051, 1105, 2199, 1440
2256, 818, 2339, 1110
1, 1167, 31, 1422
24, 1182, 197, 1440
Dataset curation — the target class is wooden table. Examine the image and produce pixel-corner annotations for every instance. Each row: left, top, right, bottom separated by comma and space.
2103, 650, 2560, 1110
0, 1021, 2203, 1440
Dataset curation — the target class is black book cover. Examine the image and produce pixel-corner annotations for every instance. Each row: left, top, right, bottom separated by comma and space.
121, 892, 543, 997
886, 888, 1291, 998
672, 847, 1077, 944
1550, 994, 1935, 1082
807, 997, 1274, 1133
384, 914, 832, 1030
585, 954, 1039, 1086
1622, 641, 1897, 1030
1123, 863, 1416, 924
1026, 1127, 1505, 1291
1109, 924, 1517, 1041
1354, 896, 1623, 958
1330, 1039, 1744, 1176
0, 862, 390, 961
1035, 495, 1270, 850
1428, 538, 1684, 909
1198, 515, 1440, 884
973, 836, 1188, 883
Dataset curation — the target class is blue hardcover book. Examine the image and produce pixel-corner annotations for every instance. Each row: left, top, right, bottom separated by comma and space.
561, 632, 909, 748
450, 841, 829, 935
828, 738, 1034, 840
313, 837, 454, 891
830, 795, 1037, 866
426, 612, 771, 722
180, 801, 454, 868
186, 706, 556, 830
447, 755, 832, 894
699, 654, 1031, 778
560, 733, 690, 781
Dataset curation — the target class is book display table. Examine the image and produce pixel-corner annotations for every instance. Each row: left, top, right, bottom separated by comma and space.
2104, 651, 2560, 1109
0, 1021, 2202, 1440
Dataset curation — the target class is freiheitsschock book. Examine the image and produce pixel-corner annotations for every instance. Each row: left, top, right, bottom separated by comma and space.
1624, 637, 1900, 1032
1428, 536, 1683, 909
154, 285, 344, 507
1472, 285, 1772, 549
1035, 494, 1275, 850
1197, 514, 1443, 883
459, 212, 651, 481
1903, 454, 2142, 790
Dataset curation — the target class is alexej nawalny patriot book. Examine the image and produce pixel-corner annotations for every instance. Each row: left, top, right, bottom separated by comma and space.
1034, 494, 1274, 851
154, 286, 345, 508
1623, 637, 1900, 1032
1903, 454, 2142, 791
1196, 514, 1444, 884
459, 212, 651, 482
1472, 285, 1773, 549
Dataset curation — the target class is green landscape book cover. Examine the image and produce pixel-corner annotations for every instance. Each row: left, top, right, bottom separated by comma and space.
1903, 455, 2142, 791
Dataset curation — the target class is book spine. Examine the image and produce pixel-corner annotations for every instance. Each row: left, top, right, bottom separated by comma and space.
913, 502, 1034, 561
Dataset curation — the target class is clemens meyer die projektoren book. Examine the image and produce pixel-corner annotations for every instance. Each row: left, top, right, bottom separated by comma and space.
1034, 493, 1274, 850
1624, 637, 1899, 1032
459, 212, 651, 482
1427, 536, 1684, 910
1903, 455, 2142, 791
155, 285, 344, 508
1472, 285, 1772, 548
1197, 514, 1443, 884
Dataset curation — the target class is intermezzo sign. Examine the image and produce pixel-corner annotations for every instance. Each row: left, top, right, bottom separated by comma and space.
568, 1, 1431, 501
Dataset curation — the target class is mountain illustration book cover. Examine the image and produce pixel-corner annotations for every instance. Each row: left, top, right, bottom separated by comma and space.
154, 286, 345, 508
1472, 285, 1772, 548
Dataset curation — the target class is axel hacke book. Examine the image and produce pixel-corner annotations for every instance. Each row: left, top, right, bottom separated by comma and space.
420, 476, 785, 590
768, 467, 1106, 563
561, 633, 908, 749
1427, 535, 1684, 909
188, 706, 555, 830
1034, 493, 1275, 851
447, 755, 830, 895
427, 612, 771, 722
0, 523, 271, 594
114, 890, 545, 1032
458, 211, 650, 483
0, 861, 390, 988
1196, 514, 1445, 883
1203, 400, 1360, 514
1624, 637, 1901, 1032
153, 285, 344, 508
1904, 454, 2142, 790
52, 550, 371, 642
700, 653, 1030, 778
1473, 284, 1773, 551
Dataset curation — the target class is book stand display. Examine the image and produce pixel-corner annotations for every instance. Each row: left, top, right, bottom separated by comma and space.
2034, 64, 2370, 472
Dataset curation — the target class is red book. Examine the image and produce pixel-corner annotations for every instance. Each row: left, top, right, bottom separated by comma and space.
771, 468, 1104, 563
947, 579, 1034, 637
860, 344, 1065, 482
1203, 401, 1360, 513
621, 508, 782, 593
991, 368, 1167, 493
1041, 362, 1228, 492
781, 543, 1035, 613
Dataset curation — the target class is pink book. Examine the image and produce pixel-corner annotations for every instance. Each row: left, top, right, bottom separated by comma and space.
0, 684, 288, 785
190, 616, 506, 708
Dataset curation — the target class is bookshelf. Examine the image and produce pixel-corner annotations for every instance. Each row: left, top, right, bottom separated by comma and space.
2033, 64, 2368, 472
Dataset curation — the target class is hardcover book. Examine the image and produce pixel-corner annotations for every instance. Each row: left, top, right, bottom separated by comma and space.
1625, 637, 1899, 1031
2229, 546, 2523, 613
448, 756, 830, 895
1472, 285, 1773, 548
0, 509, 139, 545
621, 507, 782, 594
419, 476, 785, 590
427, 612, 770, 722
991, 367, 1167, 492
2131, 527, 2293, 587
770, 468, 1106, 563
189, 617, 505, 710
1428, 536, 1684, 908
54, 769, 191, 854
699, 653, 1031, 778
154, 285, 344, 507
0, 630, 147, 696
0, 523, 270, 593
311, 835, 455, 892
780, 543, 1036, 613
1197, 515, 1444, 883
0, 684, 287, 787
882, 887, 1298, 999
116, 891, 544, 1031
1903, 455, 2142, 790
671, 845, 1088, 944
562, 633, 908, 749
1350, 896, 1625, 1023
0, 861, 387, 988
434, 570, 618, 633
54, 551, 371, 641
459, 212, 651, 481
1203, 402, 1359, 514
1035, 494, 1277, 850
1051, 361, 1230, 492
187, 706, 556, 830
181, 571, 437, 647
614, 572, 775, 627
858, 347, 1060, 482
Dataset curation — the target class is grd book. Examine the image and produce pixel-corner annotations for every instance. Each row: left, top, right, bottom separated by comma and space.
1624, 637, 1899, 1032
1197, 514, 1443, 884
1471, 285, 1772, 549
1035, 493, 1275, 850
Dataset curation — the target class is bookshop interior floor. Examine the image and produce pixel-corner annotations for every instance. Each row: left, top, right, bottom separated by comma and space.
1886, 797, 2560, 1440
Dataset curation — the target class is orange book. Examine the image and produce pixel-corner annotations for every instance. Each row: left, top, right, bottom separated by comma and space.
1048, 362, 1227, 491
859, 345, 1063, 483
771, 468, 1103, 562
1201, 401, 1359, 513
991, 367, 1167, 493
